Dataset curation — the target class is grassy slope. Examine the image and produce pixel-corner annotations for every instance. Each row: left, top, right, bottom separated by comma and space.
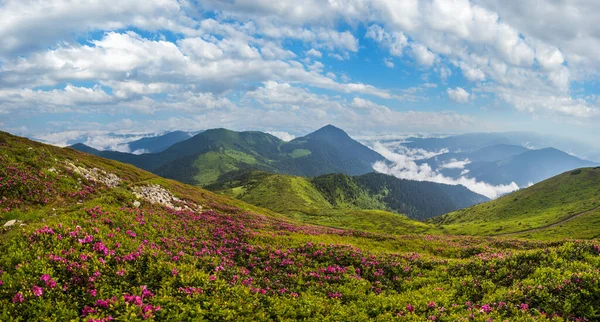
432, 167, 600, 237
212, 171, 486, 228
212, 171, 433, 235
2, 131, 600, 320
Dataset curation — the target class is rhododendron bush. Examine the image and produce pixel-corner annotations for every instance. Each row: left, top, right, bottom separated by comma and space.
0, 132, 600, 321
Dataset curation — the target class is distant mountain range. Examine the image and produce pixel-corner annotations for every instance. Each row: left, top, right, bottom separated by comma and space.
71, 126, 599, 195
71, 125, 385, 186
126, 131, 197, 154
208, 170, 488, 220
401, 131, 600, 162
416, 144, 597, 187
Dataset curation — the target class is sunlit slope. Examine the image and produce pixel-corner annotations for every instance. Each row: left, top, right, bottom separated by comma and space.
211, 170, 487, 221
2, 131, 600, 320
208, 171, 434, 235
431, 167, 600, 237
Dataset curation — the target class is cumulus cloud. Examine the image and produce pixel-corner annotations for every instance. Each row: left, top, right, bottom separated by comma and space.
411, 44, 436, 66
447, 87, 471, 103
366, 25, 408, 57
2, 0, 600, 140
371, 142, 519, 199
306, 49, 322, 57
266, 131, 296, 141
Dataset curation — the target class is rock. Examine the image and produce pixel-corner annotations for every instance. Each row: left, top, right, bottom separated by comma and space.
64, 161, 121, 188
133, 201, 141, 208
3, 219, 22, 227
132, 184, 188, 211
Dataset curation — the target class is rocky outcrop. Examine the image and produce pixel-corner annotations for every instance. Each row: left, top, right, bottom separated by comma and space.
64, 161, 121, 188
132, 184, 202, 212
3, 219, 23, 227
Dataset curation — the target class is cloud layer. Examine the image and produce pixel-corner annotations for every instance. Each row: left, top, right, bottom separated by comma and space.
370, 142, 519, 199
0, 0, 598, 144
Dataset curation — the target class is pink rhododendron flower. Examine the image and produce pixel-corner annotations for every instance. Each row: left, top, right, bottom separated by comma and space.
12, 292, 24, 303
32, 285, 43, 297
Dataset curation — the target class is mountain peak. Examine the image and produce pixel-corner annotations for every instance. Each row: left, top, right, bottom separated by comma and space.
310, 124, 349, 137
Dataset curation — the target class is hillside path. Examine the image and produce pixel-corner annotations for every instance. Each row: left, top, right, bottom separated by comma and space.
494, 205, 600, 236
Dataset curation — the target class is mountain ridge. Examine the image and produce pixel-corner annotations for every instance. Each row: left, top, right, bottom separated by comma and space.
72, 125, 386, 186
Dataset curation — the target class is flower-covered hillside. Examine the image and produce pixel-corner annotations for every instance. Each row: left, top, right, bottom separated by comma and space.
1, 131, 600, 321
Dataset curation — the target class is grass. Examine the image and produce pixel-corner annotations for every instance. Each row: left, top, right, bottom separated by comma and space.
3, 131, 600, 320
513, 209, 600, 240
192, 151, 243, 186
285, 209, 439, 236
290, 148, 311, 158
219, 174, 333, 213
431, 167, 600, 236
214, 172, 436, 235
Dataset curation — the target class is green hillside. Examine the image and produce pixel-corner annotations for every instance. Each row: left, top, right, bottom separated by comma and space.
210, 170, 487, 221
5, 132, 600, 321
3, 131, 600, 320
72, 125, 385, 186
431, 167, 600, 238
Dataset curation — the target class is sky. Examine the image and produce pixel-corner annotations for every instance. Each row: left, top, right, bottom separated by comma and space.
1, 0, 600, 148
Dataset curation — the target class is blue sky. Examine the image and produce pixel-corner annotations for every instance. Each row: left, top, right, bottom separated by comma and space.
0, 0, 599, 148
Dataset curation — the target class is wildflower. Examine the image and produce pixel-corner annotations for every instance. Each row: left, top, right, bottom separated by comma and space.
95, 299, 111, 308
406, 304, 414, 313
141, 285, 154, 299
480, 304, 492, 313
520, 303, 529, 311
32, 285, 43, 297
12, 292, 24, 303
82, 306, 96, 316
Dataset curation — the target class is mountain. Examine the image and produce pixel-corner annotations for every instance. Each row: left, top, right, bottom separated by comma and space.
399, 131, 600, 162
467, 144, 530, 162
403, 133, 513, 152
2, 130, 600, 320
465, 148, 597, 186
416, 144, 529, 169
417, 145, 596, 187
126, 131, 196, 154
72, 125, 386, 186
209, 170, 488, 220
276, 125, 384, 176
431, 167, 600, 239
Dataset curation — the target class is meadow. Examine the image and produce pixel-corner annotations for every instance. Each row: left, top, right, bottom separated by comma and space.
1, 131, 600, 321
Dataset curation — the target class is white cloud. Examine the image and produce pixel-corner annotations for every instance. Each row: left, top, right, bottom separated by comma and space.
411, 43, 436, 66
306, 49, 322, 57
447, 87, 470, 103
366, 25, 408, 57
266, 131, 295, 141
440, 158, 471, 169
371, 142, 519, 198
0, 0, 194, 57
2, 0, 600, 139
